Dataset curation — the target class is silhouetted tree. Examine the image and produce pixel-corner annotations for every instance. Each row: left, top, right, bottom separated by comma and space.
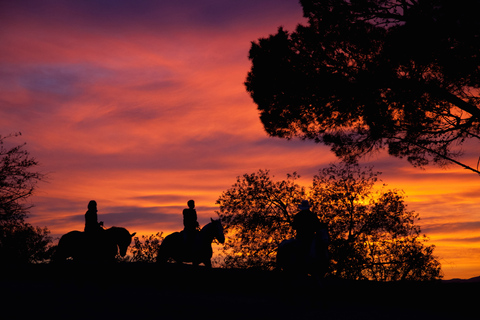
245, 0, 480, 174
129, 232, 164, 262
216, 164, 442, 280
311, 163, 442, 280
1, 222, 54, 264
0, 133, 53, 264
216, 170, 305, 269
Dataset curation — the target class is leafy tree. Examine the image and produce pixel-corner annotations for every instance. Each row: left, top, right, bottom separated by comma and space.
216, 164, 442, 280
311, 163, 442, 280
216, 170, 305, 269
245, 0, 480, 173
129, 232, 164, 263
1, 223, 54, 264
0, 133, 53, 264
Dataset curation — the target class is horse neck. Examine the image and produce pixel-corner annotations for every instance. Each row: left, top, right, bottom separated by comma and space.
200, 223, 215, 243
106, 227, 123, 243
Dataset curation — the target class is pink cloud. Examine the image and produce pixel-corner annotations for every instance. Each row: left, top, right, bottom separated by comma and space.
2, 0, 479, 279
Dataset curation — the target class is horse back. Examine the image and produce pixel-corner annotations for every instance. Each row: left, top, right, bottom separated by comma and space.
58, 230, 84, 246
52, 231, 84, 262
163, 231, 181, 243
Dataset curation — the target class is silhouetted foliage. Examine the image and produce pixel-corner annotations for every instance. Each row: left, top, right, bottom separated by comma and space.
245, 0, 480, 173
311, 163, 442, 280
217, 164, 442, 280
216, 170, 305, 269
1, 222, 54, 264
0, 133, 54, 264
129, 232, 164, 262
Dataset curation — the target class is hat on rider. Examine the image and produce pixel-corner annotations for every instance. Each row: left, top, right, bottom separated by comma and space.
298, 200, 311, 210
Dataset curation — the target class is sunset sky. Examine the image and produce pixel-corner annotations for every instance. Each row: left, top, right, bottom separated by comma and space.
2, 0, 479, 280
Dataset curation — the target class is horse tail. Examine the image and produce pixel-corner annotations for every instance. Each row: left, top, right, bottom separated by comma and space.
156, 242, 168, 264
51, 231, 85, 263
156, 233, 175, 264
276, 239, 296, 271
51, 233, 71, 263
50, 242, 64, 263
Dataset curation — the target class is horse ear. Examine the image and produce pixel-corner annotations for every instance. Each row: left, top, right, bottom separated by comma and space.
131, 232, 136, 237
211, 218, 214, 222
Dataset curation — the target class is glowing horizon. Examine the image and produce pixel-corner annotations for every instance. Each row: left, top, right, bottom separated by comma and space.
1, 0, 479, 280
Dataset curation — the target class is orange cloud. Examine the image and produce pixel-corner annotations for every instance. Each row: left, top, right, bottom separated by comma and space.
2, 0, 479, 279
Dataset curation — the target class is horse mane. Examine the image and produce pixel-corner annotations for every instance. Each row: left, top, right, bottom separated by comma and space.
107, 226, 127, 232
200, 219, 224, 244
200, 219, 220, 232
105, 226, 133, 239
200, 221, 212, 232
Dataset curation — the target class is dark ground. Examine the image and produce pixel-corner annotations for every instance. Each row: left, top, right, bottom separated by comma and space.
1, 263, 478, 320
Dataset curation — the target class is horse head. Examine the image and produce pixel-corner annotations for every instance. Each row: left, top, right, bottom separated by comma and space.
210, 218, 225, 244
112, 227, 136, 257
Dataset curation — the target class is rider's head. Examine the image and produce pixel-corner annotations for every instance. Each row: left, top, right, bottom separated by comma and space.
298, 200, 311, 211
187, 199, 195, 209
88, 200, 97, 212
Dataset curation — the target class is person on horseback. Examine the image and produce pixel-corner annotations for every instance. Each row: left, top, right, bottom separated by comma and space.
276, 200, 329, 277
292, 200, 330, 275
292, 200, 320, 244
182, 199, 199, 254
84, 200, 104, 235
291, 200, 322, 261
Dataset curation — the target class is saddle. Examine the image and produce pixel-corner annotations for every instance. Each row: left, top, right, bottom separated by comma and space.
181, 229, 198, 243
84, 227, 106, 246
180, 229, 198, 257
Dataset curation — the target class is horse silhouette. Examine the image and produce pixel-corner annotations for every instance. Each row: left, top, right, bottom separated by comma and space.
276, 228, 329, 280
52, 227, 136, 263
156, 218, 225, 268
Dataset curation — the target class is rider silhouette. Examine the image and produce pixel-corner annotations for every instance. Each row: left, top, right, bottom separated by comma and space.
84, 200, 104, 235
280, 200, 329, 277
292, 200, 321, 246
182, 200, 199, 252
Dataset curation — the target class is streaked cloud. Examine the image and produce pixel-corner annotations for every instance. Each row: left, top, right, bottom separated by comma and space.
1, 0, 479, 279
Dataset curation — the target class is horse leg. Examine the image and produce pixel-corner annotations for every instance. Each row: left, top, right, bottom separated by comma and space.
51, 246, 67, 263
156, 246, 169, 264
